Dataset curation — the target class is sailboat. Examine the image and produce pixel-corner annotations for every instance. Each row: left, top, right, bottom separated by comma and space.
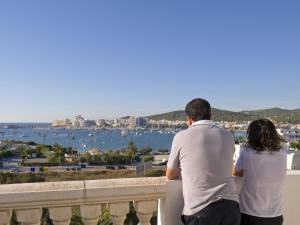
121, 129, 128, 137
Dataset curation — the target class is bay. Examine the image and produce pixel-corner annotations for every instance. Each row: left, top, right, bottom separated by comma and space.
0, 123, 246, 152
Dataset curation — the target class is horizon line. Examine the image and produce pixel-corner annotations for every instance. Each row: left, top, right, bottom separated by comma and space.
0, 106, 299, 123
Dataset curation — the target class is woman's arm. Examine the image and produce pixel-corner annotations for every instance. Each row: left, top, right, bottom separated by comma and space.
232, 164, 243, 177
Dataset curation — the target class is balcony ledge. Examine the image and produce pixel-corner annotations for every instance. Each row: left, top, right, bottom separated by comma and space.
0, 172, 299, 225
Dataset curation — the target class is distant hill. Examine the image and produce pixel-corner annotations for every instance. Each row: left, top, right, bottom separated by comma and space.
147, 107, 300, 123
241, 108, 300, 123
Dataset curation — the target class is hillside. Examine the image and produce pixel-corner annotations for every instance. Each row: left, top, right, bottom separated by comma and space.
147, 107, 300, 123
242, 108, 300, 123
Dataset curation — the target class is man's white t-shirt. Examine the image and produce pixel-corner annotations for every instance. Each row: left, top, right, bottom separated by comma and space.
167, 120, 238, 216
235, 147, 287, 217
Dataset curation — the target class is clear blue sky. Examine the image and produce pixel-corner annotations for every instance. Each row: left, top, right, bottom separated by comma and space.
0, 1, 299, 122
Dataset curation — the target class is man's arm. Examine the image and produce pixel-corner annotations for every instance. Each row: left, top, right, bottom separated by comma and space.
166, 133, 181, 180
166, 167, 180, 180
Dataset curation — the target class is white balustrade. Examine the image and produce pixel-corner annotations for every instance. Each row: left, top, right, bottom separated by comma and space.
80, 204, 101, 225
109, 202, 129, 225
0, 173, 299, 225
16, 208, 42, 225
134, 200, 157, 225
0, 210, 12, 225
49, 207, 72, 225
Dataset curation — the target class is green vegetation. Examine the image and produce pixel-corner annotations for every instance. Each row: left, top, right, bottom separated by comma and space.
0, 170, 137, 184
81, 153, 139, 166
85, 150, 136, 165
142, 156, 154, 163
291, 140, 300, 150
0, 150, 14, 159
0, 140, 153, 166
127, 141, 137, 164
147, 107, 300, 123
235, 136, 246, 144
138, 146, 153, 155
0, 140, 78, 166
80, 142, 146, 165
147, 108, 253, 122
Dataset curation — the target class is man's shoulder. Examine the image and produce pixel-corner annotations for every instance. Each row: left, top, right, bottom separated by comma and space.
218, 127, 235, 138
174, 129, 188, 140
190, 123, 233, 135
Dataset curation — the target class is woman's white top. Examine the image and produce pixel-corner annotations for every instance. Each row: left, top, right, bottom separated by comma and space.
235, 147, 287, 217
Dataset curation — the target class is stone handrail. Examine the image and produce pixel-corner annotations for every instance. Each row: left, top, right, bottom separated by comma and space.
0, 177, 166, 209
0, 177, 166, 225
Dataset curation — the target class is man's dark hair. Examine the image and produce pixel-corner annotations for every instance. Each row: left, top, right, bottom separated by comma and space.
247, 119, 282, 153
185, 98, 211, 121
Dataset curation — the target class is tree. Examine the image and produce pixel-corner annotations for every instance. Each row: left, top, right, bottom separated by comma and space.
235, 136, 246, 145
51, 144, 67, 165
127, 141, 137, 164
139, 147, 152, 155
18, 147, 31, 159
0, 150, 13, 159
80, 152, 93, 163
291, 140, 300, 150
142, 156, 154, 163
36, 144, 51, 157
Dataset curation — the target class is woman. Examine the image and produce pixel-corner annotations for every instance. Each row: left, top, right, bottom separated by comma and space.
233, 119, 287, 225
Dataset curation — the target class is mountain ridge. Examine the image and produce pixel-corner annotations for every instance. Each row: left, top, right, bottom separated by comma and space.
146, 107, 300, 123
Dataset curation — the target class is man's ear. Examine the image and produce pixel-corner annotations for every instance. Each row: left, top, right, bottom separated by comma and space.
187, 117, 193, 126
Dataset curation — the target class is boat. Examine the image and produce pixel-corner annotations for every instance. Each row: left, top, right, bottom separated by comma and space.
121, 129, 128, 137
19, 135, 29, 138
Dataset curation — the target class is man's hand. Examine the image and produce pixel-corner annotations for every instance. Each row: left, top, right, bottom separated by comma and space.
166, 167, 181, 180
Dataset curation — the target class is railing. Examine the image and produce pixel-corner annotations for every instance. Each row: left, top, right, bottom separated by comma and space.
0, 172, 300, 225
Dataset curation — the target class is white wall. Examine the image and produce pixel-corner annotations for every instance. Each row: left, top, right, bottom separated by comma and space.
287, 152, 300, 170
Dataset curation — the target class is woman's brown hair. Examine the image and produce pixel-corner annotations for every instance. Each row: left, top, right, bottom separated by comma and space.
247, 119, 282, 153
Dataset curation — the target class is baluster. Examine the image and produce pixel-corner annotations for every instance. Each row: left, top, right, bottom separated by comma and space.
49, 207, 72, 225
134, 200, 157, 225
0, 210, 12, 225
157, 199, 166, 225
16, 208, 42, 225
109, 202, 129, 225
80, 204, 101, 225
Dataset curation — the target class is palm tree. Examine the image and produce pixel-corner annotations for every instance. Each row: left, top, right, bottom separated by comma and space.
127, 141, 137, 164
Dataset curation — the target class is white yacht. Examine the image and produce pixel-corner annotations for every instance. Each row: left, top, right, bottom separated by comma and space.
121, 129, 128, 137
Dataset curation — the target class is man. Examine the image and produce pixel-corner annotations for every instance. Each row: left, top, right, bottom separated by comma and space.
166, 98, 240, 225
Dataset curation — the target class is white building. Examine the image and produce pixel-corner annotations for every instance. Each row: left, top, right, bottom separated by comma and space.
79, 120, 96, 128
96, 119, 106, 127
72, 120, 80, 128
277, 128, 300, 141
